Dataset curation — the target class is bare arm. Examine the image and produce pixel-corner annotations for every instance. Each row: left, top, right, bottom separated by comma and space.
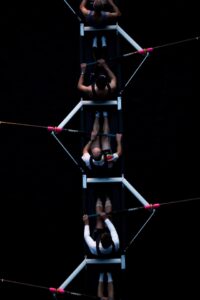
79, 0, 90, 16
107, 0, 122, 18
82, 140, 93, 154
77, 63, 92, 94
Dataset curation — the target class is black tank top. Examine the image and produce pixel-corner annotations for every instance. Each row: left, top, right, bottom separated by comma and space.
91, 82, 112, 100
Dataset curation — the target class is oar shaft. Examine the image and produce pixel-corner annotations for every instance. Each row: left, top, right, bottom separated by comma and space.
86, 35, 199, 66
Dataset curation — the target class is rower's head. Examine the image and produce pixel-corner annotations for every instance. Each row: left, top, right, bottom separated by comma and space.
96, 74, 108, 90
93, 0, 105, 13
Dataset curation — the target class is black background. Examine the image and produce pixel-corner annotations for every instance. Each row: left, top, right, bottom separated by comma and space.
0, 1, 199, 299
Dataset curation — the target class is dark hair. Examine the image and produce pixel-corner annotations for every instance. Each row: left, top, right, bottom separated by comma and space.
91, 153, 102, 161
101, 232, 112, 248
93, 0, 104, 13
96, 74, 108, 89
